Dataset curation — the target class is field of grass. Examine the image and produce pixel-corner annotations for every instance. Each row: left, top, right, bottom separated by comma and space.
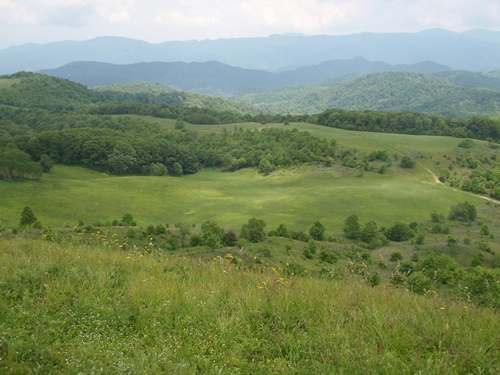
1, 238, 498, 374
3, 119, 493, 231
0, 163, 484, 231
0, 78, 20, 89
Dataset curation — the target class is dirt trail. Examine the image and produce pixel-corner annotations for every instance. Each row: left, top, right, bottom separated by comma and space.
424, 168, 500, 205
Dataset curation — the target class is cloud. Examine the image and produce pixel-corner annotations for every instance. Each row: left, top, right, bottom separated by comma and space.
0, 0, 38, 24
0, 0, 500, 48
155, 9, 221, 28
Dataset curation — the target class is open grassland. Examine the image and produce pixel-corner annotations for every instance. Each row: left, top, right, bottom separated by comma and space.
0, 164, 483, 230
0, 238, 498, 374
0, 78, 20, 89
2, 121, 493, 230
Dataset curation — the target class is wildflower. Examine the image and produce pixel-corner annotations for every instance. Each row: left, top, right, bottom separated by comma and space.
127, 254, 132, 259
439, 307, 445, 311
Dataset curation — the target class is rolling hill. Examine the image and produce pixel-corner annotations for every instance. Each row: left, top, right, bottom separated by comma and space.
39, 58, 450, 95
236, 72, 500, 117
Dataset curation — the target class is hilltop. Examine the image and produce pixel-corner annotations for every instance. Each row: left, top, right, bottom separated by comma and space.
237, 72, 500, 117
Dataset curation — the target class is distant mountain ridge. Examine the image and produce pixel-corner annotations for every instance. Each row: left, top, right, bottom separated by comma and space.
2, 29, 500, 74
38, 58, 450, 95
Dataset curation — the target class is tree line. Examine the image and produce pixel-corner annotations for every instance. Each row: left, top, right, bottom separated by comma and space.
313, 109, 500, 142
3, 126, 337, 177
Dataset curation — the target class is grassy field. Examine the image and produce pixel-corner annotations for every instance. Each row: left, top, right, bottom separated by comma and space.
2, 120, 493, 230
0, 78, 20, 89
0, 163, 484, 231
0, 238, 498, 374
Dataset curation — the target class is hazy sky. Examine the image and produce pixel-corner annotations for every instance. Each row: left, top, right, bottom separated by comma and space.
1, 0, 499, 49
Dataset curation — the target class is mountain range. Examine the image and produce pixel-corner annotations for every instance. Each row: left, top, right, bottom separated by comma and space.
2, 29, 500, 75
38, 58, 450, 95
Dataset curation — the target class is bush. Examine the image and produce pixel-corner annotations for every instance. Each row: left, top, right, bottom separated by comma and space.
458, 138, 474, 148
405, 272, 432, 294
448, 201, 477, 222
386, 222, 414, 242
319, 249, 339, 264
390, 252, 403, 262
400, 155, 416, 168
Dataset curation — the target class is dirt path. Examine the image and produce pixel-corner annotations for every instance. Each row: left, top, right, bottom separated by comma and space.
424, 167, 500, 205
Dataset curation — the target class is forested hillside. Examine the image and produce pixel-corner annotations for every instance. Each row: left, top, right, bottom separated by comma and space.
39, 58, 450, 94
237, 72, 500, 117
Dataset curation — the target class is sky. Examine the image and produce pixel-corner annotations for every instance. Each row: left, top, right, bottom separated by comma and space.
1, 0, 500, 49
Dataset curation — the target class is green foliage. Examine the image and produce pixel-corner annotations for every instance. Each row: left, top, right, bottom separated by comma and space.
343, 214, 361, 240
385, 223, 414, 242
271, 223, 290, 238
0, 144, 42, 181
390, 252, 403, 262
39, 153, 54, 172
480, 224, 490, 236
405, 272, 432, 294
448, 201, 477, 222
315, 108, 500, 142
309, 220, 326, 241
319, 249, 339, 264
19, 206, 37, 228
400, 155, 416, 169
201, 220, 225, 249
240, 218, 267, 243
458, 138, 475, 148
258, 157, 274, 176
458, 266, 500, 308
239, 71, 500, 122
430, 211, 445, 223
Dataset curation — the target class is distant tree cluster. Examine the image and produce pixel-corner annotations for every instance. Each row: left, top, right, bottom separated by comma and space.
314, 109, 500, 142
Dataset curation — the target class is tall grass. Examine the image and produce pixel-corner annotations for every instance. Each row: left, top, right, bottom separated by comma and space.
1, 238, 498, 374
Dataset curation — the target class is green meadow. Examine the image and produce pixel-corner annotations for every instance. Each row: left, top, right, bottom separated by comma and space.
0, 162, 482, 231
0, 121, 490, 231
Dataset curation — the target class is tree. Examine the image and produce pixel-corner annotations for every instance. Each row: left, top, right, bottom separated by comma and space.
121, 213, 136, 226
400, 155, 416, 169
169, 162, 183, 177
274, 223, 289, 238
309, 221, 326, 241
39, 154, 54, 172
20, 206, 37, 228
240, 218, 267, 243
448, 201, 477, 222
386, 222, 414, 242
360, 220, 378, 243
201, 220, 224, 249
0, 144, 42, 181
258, 157, 274, 175
343, 214, 361, 240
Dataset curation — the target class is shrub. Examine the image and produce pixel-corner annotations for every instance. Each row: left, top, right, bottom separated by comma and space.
390, 252, 403, 262
405, 272, 432, 294
319, 249, 339, 264
386, 223, 414, 242
400, 155, 416, 168
448, 201, 477, 222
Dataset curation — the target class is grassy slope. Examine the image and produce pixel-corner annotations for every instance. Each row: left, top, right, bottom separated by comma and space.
0, 163, 481, 231
1, 238, 498, 374
0, 122, 488, 229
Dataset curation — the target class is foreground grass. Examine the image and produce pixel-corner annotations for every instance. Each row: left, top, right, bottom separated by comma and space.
0, 238, 498, 374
